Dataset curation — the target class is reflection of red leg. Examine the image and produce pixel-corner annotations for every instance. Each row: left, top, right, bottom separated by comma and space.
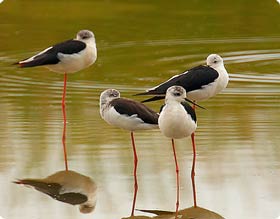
130, 132, 138, 217
172, 139, 179, 219
191, 132, 197, 207
62, 73, 68, 171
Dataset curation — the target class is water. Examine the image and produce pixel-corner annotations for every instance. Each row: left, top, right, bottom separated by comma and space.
0, 1, 280, 219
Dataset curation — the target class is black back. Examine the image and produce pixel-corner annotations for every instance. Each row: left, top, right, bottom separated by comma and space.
137, 65, 219, 98
110, 98, 159, 125
20, 39, 86, 67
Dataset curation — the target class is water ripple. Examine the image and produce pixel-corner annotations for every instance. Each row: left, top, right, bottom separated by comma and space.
102, 37, 280, 50
229, 73, 280, 84
224, 53, 280, 64
1, 47, 280, 107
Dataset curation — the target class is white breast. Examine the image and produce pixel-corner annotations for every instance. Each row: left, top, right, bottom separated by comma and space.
159, 103, 197, 139
214, 66, 229, 94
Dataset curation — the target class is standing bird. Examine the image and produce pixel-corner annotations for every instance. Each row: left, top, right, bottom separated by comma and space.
136, 54, 228, 103
99, 89, 159, 217
136, 54, 228, 207
15, 30, 97, 171
14, 170, 98, 214
158, 86, 197, 219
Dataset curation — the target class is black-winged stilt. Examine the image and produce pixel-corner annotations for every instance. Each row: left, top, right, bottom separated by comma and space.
14, 170, 97, 214
137, 54, 228, 207
158, 86, 197, 218
136, 54, 228, 103
16, 30, 97, 171
99, 89, 159, 216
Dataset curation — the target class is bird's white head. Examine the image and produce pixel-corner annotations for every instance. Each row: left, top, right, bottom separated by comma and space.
100, 89, 120, 107
76, 30, 95, 43
165, 86, 187, 103
206, 54, 223, 68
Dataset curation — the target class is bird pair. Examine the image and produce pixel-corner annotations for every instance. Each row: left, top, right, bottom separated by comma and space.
16, 30, 229, 217
100, 85, 197, 218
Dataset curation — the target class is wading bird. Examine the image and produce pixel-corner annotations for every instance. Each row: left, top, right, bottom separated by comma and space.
136, 54, 228, 104
16, 30, 97, 170
137, 54, 228, 207
158, 86, 197, 218
100, 88, 159, 217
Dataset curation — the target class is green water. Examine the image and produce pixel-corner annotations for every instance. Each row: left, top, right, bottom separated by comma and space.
0, 1, 280, 219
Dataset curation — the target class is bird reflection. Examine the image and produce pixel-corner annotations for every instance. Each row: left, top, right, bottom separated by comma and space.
14, 170, 97, 214
122, 207, 225, 219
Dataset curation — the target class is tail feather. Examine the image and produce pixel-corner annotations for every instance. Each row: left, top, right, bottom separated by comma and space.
17, 59, 44, 68
13, 60, 36, 68
141, 95, 165, 103
134, 91, 149, 96
134, 90, 160, 96
12, 62, 20, 66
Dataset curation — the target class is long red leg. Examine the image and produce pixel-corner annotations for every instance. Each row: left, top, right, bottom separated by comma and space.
191, 103, 197, 207
191, 133, 197, 207
62, 73, 69, 171
130, 132, 138, 217
172, 139, 179, 219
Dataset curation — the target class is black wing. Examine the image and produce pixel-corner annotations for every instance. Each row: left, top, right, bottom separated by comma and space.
180, 102, 196, 122
110, 98, 159, 125
18, 39, 86, 67
137, 65, 219, 96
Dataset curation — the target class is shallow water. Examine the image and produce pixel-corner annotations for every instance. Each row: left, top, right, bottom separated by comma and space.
0, 1, 280, 219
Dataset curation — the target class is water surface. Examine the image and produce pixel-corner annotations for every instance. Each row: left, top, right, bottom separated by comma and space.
0, 1, 280, 219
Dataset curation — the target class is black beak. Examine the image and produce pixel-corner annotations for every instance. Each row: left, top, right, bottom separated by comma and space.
184, 98, 206, 110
